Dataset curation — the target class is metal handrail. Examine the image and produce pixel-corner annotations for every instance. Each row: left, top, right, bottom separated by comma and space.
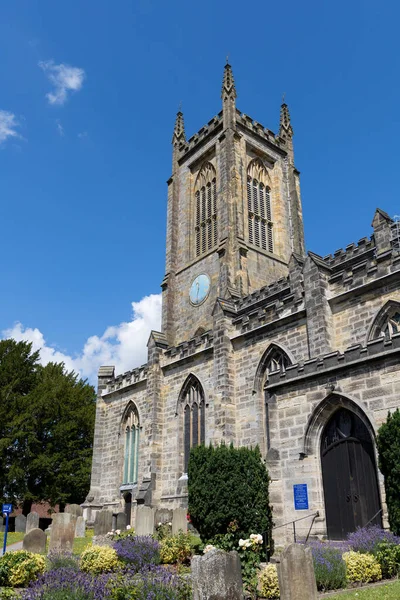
261, 511, 320, 557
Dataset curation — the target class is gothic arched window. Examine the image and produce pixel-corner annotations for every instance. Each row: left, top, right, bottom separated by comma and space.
255, 345, 291, 450
247, 158, 273, 253
122, 405, 140, 485
368, 300, 400, 342
195, 162, 217, 257
180, 376, 206, 472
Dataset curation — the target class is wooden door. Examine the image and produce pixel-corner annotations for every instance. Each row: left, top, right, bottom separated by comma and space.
321, 408, 382, 539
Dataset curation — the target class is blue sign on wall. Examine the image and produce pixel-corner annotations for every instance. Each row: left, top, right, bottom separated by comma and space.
293, 484, 309, 510
2, 504, 12, 514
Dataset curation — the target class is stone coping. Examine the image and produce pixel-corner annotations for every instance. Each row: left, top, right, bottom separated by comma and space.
266, 332, 400, 389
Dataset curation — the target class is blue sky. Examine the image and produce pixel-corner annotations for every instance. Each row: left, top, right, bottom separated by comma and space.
1, 0, 399, 381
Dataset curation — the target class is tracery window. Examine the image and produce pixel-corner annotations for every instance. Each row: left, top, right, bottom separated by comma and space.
180, 376, 206, 472
261, 346, 291, 450
195, 163, 217, 257
122, 406, 140, 485
247, 158, 273, 253
369, 301, 400, 341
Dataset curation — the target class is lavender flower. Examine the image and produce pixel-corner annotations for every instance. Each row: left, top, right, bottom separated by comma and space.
308, 541, 347, 591
23, 567, 114, 600
347, 525, 400, 554
113, 535, 160, 572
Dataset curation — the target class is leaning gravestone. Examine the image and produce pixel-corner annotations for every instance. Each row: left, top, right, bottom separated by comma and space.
23, 528, 46, 554
75, 516, 86, 538
277, 543, 318, 600
66, 504, 83, 518
192, 548, 243, 600
94, 510, 113, 536
15, 514, 27, 533
172, 508, 187, 535
116, 512, 127, 531
49, 513, 76, 552
26, 511, 40, 534
135, 506, 155, 536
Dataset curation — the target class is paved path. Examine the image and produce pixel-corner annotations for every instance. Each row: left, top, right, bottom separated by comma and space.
0, 541, 23, 556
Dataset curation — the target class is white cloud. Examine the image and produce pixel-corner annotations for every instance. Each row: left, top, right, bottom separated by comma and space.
56, 120, 64, 136
2, 293, 162, 384
39, 60, 85, 106
0, 110, 21, 145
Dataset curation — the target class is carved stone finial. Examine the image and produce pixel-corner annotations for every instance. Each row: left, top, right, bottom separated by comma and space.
279, 100, 293, 138
172, 110, 186, 146
221, 62, 237, 100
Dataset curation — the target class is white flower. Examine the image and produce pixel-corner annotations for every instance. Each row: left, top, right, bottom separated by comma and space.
126, 525, 131, 530
158, 522, 162, 527
238, 539, 245, 547
168, 522, 172, 526
250, 534, 257, 540
203, 544, 216, 554
115, 529, 121, 535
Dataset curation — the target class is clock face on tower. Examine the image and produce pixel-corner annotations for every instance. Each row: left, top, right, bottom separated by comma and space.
189, 274, 211, 306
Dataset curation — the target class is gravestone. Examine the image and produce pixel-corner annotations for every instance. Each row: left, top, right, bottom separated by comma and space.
49, 513, 76, 552
15, 514, 27, 533
135, 506, 155, 536
66, 504, 83, 518
155, 508, 173, 526
116, 512, 127, 531
277, 543, 318, 600
172, 508, 188, 534
23, 528, 46, 554
75, 516, 86, 538
192, 548, 243, 600
94, 510, 113, 536
26, 511, 39, 534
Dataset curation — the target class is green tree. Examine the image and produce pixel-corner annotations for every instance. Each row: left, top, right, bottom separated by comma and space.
0, 339, 96, 514
377, 409, 400, 535
0, 340, 40, 503
188, 443, 273, 549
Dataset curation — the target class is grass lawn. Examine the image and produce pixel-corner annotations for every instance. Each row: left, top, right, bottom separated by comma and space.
3, 528, 94, 554
72, 528, 94, 555
4, 532, 25, 546
329, 580, 400, 599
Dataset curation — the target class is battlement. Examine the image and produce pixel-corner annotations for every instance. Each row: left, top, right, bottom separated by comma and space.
266, 332, 400, 388
103, 364, 148, 395
164, 330, 214, 362
178, 113, 223, 160
322, 236, 375, 267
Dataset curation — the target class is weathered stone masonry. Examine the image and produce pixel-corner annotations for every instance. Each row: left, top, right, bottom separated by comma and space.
85, 64, 400, 543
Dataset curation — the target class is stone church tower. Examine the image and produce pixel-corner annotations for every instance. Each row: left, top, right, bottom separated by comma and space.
84, 63, 400, 544
162, 63, 305, 346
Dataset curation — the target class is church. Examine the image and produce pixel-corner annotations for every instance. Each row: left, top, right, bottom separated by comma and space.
84, 63, 400, 543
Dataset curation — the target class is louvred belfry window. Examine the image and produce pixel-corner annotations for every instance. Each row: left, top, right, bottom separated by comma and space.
195, 162, 217, 257
247, 158, 273, 253
180, 376, 206, 472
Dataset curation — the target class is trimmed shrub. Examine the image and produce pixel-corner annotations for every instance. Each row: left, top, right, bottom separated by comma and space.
343, 551, 382, 583
375, 541, 400, 579
0, 550, 45, 587
310, 542, 347, 591
347, 525, 400, 554
188, 443, 272, 552
113, 535, 160, 572
160, 532, 192, 565
80, 545, 119, 575
259, 564, 279, 599
377, 409, 400, 535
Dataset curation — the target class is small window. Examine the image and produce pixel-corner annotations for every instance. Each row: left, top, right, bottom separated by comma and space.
369, 301, 400, 341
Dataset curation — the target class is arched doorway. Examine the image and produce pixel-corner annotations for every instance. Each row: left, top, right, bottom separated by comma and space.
321, 408, 382, 539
